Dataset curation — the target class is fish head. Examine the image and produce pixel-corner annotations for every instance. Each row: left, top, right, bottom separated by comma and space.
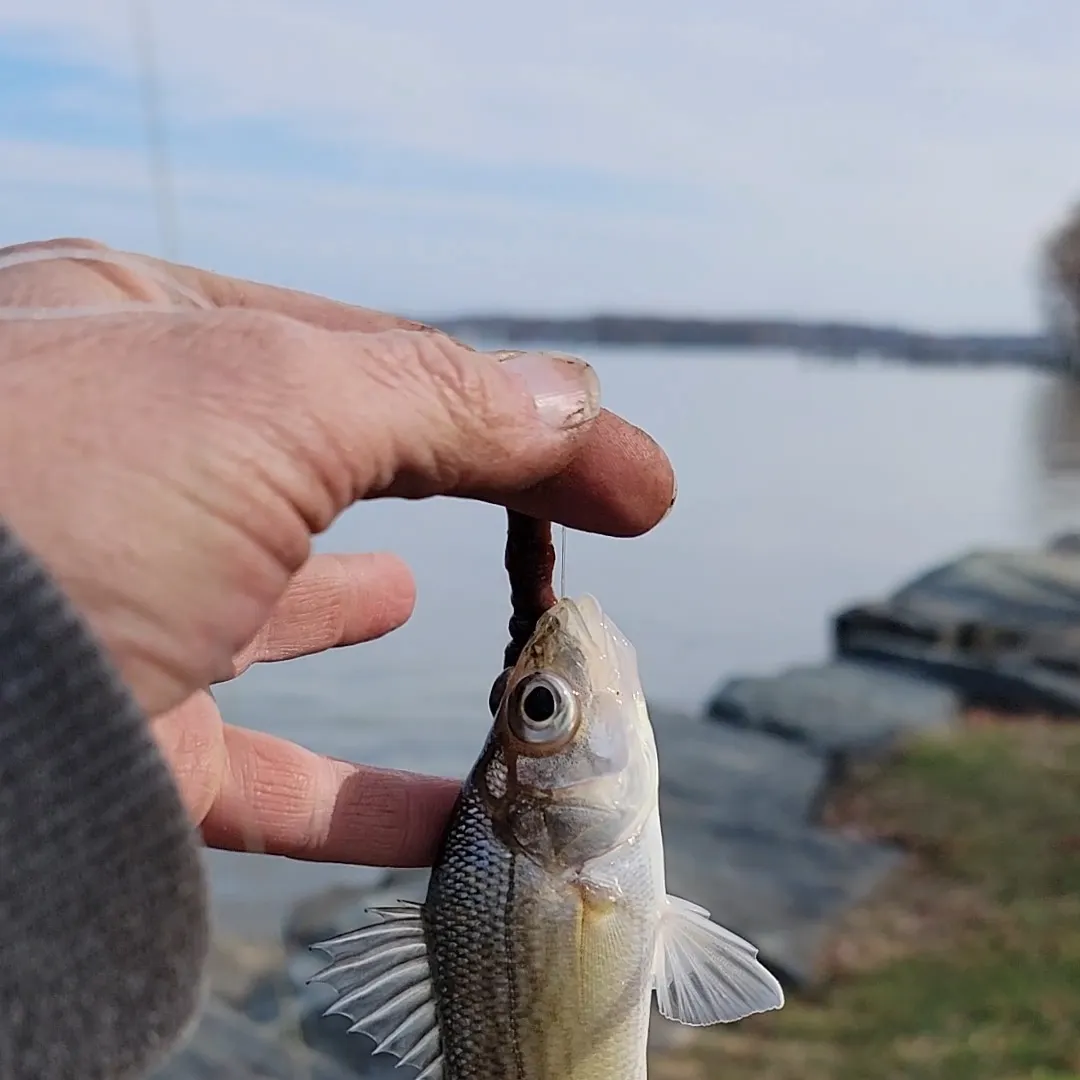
477, 593, 658, 873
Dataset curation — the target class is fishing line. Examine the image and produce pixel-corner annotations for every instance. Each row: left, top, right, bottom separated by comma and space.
125, 0, 270, 876
129, 0, 180, 263
559, 524, 567, 598
0, 1, 202, 323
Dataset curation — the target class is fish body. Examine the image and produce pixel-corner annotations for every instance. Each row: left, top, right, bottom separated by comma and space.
311, 595, 783, 1079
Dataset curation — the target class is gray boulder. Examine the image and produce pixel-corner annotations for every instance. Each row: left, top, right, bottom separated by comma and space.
653, 710, 903, 984
835, 546, 1080, 713
655, 708, 830, 822
282, 868, 425, 951
705, 660, 959, 760
149, 995, 355, 1080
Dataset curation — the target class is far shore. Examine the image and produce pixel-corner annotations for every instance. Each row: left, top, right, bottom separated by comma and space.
428, 314, 1067, 371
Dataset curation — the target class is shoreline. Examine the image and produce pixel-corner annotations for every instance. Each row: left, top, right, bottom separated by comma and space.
428, 314, 1065, 371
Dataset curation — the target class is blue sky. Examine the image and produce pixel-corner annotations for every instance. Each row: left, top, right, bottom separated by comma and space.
2, 0, 1080, 329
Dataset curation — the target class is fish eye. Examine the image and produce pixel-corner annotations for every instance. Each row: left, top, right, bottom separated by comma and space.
509, 673, 578, 745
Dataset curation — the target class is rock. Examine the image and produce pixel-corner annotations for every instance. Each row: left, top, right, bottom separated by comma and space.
654, 709, 830, 824
648, 1013, 699, 1054
705, 661, 960, 760
835, 546, 1080, 713
282, 867, 391, 951
298, 1012, 401, 1079
234, 968, 301, 1027
652, 711, 903, 985
203, 936, 287, 1012
148, 995, 355, 1080
1047, 531, 1080, 555
661, 803, 904, 986
163, 872, 440, 1078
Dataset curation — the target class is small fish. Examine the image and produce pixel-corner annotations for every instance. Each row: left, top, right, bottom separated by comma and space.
310, 595, 784, 1079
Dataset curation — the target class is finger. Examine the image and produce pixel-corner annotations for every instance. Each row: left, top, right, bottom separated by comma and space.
281, 330, 599, 498
199, 724, 460, 866
130, 250, 476, 349
169, 260, 440, 335
0, 237, 441, 334
150, 691, 225, 827
228, 551, 416, 677
492, 409, 675, 537
0, 237, 183, 310
0, 257, 674, 537
238, 324, 674, 540
325, 337, 673, 535
179, 300, 673, 533
2, 242, 676, 532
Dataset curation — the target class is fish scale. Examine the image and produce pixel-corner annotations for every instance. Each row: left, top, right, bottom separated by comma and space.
425, 778, 654, 1079
424, 784, 520, 1078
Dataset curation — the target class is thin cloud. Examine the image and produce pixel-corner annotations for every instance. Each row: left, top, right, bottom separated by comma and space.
1, 1, 1079, 327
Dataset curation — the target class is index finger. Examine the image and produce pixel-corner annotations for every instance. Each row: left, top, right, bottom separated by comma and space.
0, 238, 434, 335
156, 252, 678, 534
2, 240, 677, 534
165, 256, 443, 335
123, 242, 449, 337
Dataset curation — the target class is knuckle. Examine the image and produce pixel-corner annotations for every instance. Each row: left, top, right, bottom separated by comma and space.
376, 330, 518, 490
407, 332, 498, 420
0, 236, 110, 261
0, 236, 167, 306
156, 309, 348, 537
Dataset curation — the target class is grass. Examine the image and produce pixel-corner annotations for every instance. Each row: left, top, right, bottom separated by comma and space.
649, 719, 1080, 1080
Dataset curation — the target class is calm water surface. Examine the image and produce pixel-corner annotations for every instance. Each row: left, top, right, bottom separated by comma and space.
209, 347, 1077, 929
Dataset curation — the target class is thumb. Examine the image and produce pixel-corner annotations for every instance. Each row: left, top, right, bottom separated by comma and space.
305, 331, 603, 504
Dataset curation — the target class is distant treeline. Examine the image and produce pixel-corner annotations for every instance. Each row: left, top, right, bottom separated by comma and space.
1044, 202, 1080, 369
431, 315, 1065, 370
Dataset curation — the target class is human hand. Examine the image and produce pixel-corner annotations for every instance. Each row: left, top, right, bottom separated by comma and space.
0, 238, 675, 866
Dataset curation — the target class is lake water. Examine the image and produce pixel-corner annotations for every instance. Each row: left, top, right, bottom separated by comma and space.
208, 347, 1080, 931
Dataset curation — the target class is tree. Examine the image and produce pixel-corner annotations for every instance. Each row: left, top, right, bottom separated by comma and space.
1041, 201, 1080, 369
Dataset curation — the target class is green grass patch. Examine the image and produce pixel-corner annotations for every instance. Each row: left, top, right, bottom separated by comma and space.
650, 723, 1080, 1080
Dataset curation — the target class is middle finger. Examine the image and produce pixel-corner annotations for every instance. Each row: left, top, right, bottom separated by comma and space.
226, 552, 416, 678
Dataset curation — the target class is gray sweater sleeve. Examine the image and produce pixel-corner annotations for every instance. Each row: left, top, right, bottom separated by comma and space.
0, 518, 209, 1080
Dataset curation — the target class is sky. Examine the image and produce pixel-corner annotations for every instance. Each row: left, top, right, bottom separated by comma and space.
1, 0, 1080, 330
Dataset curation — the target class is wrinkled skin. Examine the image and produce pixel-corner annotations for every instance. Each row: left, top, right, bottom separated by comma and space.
0, 238, 676, 868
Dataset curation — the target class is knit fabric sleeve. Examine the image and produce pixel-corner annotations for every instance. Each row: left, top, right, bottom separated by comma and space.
0, 517, 209, 1080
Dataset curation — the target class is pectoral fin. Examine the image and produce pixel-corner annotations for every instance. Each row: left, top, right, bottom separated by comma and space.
652, 895, 785, 1025
309, 903, 444, 1080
